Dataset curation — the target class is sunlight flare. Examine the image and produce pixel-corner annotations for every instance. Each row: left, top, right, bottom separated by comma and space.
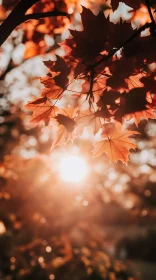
60, 155, 88, 183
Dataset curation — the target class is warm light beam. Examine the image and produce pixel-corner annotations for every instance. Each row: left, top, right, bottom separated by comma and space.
60, 155, 88, 183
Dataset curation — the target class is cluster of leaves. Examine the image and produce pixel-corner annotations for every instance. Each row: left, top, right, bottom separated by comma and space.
26, 2, 156, 164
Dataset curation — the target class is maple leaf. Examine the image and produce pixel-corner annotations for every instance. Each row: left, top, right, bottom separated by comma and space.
41, 56, 70, 100
93, 122, 139, 163
76, 109, 102, 135
50, 107, 82, 149
81, 74, 109, 102
115, 87, 148, 120
109, 21, 136, 49
24, 96, 58, 125
125, 108, 155, 126
43, 56, 69, 86
65, 6, 110, 63
124, 35, 156, 64
97, 89, 120, 110
107, 57, 138, 89
140, 74, 156, 94
92, 75, 108, 102
115, 88, 156, 124
40, 78, 64, 100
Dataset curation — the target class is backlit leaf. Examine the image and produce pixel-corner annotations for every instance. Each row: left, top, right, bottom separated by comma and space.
93, 122, 139, 163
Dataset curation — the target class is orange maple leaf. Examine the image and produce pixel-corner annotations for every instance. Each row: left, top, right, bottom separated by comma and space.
93, 123, 139, 163
92, 75, 107, 102
125, 108, 155, 126
40, 78, 63, 100
50, 106, 82, 149
76, 109, 102, 135
24, 97, 58, 125
40, 56, 70, 100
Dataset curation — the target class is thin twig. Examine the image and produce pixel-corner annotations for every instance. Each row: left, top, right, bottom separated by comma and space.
88, 68, 95, 104
24, 8, 67, 21
93, 22, 151, 68
145, 0, 155, 25
145, 0, 156, 36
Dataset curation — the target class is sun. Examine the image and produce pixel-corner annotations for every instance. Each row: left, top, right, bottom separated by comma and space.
60, 155, 88, 183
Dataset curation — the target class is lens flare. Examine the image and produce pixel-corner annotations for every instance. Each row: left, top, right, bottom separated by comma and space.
60, 155, 88, 183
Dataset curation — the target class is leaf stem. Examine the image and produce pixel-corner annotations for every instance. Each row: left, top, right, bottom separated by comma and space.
88, 69, 94, 101
24, 8, 68, 21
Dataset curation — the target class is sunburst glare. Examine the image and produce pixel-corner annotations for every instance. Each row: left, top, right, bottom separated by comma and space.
60, 155, 88, 183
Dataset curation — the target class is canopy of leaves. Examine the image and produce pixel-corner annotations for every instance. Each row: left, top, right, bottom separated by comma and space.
25, 3, 156, 164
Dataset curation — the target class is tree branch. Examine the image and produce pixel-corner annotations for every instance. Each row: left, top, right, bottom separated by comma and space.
145, 0, 155, 24
93, 22, 151, 68
145, 0, 156, 36
24, 8, 67, 21
0, 0, 67, 47
0, 0, 39, 46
